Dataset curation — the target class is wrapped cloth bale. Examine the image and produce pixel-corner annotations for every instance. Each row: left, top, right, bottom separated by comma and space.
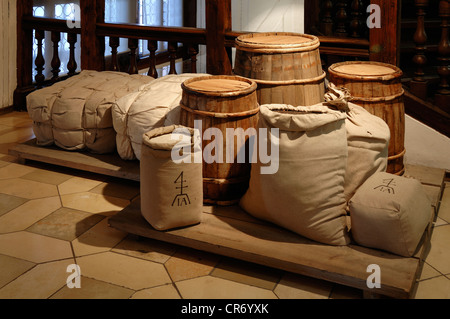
349, 172, 432, 257
112, 73, 208, 160
239, 103, 350, 246
324, 84, 391, 202
141, 125, 203, 231
27, 70, 154, 153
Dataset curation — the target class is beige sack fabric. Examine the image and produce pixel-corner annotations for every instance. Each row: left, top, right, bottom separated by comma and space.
141, 125, 203, 231
239, 104, 350, 246
27, 70, 153, 153
112, 73, 208, 160
343, 102, 390, 201
324, 84, 390, 202
349, 172, 432, 257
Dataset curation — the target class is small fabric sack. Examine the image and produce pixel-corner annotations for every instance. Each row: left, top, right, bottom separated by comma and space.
140, 125, 203, 231
349, 172, 432, 257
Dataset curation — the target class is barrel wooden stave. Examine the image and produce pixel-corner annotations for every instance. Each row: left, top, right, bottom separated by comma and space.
180, 75, 259, 205
328, 61, 405, 175
234, 32, 325, 107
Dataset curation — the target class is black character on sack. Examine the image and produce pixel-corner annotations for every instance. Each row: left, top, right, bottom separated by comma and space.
172, 172, 191, 207
374, 178, 396, 194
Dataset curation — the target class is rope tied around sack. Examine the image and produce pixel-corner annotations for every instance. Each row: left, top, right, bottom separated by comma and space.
324, 83, 353, 112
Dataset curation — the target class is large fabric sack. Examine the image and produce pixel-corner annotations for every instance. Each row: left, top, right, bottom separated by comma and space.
344, 102, 390, 201
112, 73, 208, 160
27, 70, 153, 153
141, 125, 203, 231
349, 172, 432, 257
239, 104, 350, 246
324, 84, 390, 202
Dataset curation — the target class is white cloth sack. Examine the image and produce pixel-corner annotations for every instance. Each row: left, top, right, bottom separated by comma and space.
349, 172, 432, 257
141, 125, 203, 231
239, 104, 350, 246
112, 73, 208, 160
27, 70, 153, 153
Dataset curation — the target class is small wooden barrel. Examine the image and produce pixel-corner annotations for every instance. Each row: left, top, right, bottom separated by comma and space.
180, 75, 259, 205
328, 61, 406, 175
234, 32, 326, 106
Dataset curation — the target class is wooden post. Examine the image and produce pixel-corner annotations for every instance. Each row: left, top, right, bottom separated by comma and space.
80, 0, 105, 71
14, 0, 34, 111
205, 0, 232, 75
369, 0, 401, 66
410, 0, 429, 100
435, 0, 450, 112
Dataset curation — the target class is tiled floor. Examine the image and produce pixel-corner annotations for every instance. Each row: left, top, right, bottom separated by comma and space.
0, 111, 449, 299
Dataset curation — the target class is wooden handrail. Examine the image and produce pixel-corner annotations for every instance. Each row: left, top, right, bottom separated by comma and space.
22, 16, 80, 33
96, 22, 207, 44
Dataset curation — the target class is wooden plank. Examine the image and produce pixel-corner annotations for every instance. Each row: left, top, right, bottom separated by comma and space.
8, 139, 140, 181
109, 200, 423, 299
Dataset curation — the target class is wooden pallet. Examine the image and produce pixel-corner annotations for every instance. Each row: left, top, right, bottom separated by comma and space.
9, 139, 140, 181
9, 139, 446, 298
109, 166, 444, 299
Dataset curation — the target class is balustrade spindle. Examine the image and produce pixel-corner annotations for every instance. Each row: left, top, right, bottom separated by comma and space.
435, 0, 450, 111
410, 0, 429, 100
413, 0, 429, 82
67, 33, 78, 76
335, 1, 348, 37
128, 38, 139, 75
350, 0, 364, 38
147, 40, 158, 78
34, 29, 45, 86
168, 42, 178, 75
51, 31, 61, 82
109, 37, 120, 72
320, 0, 334, 36
188, 44, 199, 74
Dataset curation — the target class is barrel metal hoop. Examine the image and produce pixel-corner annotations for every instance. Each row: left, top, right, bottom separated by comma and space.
180, 103, 260, 119
253, 71, 326, 86
350, 89, 405, 103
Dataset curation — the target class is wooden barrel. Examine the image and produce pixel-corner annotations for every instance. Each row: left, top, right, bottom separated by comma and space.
180, 75, 259, 205
234, 32, 326, 106
328, 61, 405, 175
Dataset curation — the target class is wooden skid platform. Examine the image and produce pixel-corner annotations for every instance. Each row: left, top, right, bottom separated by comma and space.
9, 139, 140, 181
9, 139, 446, 298
109, 166, 444, 299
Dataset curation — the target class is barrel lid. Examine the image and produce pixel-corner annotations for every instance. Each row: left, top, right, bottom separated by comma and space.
235, 32, 320, 53
329, 61, 403, 80
185, 79, 251, 93
182, 75, 257, 97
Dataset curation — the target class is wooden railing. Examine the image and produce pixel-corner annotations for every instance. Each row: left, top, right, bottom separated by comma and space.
15, 0, 405, 113
401, 0, 450, 137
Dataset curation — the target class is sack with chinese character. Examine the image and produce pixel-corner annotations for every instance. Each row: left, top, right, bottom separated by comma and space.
140, 125, 203, 231
349, 172, 432, 256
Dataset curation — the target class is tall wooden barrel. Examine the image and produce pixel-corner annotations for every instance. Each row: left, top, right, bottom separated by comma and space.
234, 32, 326, 106
328, 61, 405, 175
180, 75, 259, 205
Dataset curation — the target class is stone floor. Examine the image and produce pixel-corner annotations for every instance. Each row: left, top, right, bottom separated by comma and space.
0, 111, 449, 299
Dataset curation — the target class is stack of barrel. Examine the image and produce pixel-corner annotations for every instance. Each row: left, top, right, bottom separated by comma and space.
179, 32, 406, 206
